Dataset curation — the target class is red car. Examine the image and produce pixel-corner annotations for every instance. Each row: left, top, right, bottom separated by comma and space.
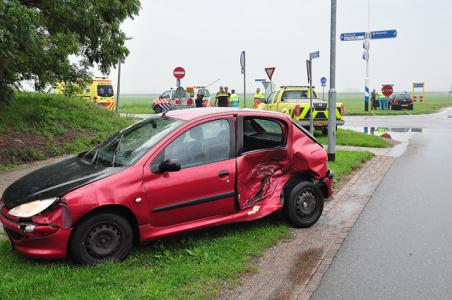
0, 108, 333, 264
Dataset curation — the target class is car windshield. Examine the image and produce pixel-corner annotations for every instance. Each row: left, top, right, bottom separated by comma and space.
282, 90, 317, 103
97, 85, 114, 97
83, 117, 185, 167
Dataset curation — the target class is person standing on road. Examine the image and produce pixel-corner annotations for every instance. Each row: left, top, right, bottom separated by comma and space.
379, 91, 387, 110
195, 90, 204, 108
224, 86, 231, 106
215, 86, 229, 107
253, 88, 265, 108
230, 89, 239, 108
371, 89, 377, 110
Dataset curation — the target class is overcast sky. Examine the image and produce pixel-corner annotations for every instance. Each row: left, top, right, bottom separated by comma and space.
95, 0, 452, 94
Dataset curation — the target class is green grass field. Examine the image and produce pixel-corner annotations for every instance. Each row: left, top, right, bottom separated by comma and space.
119, 92, 452, 116
0, 149, 373, 300
315, 129, 390, 148
337, 92, 451, 115
0, 93, 133, 169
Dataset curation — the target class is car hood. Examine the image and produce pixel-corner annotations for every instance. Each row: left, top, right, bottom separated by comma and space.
2, 157, 123, 209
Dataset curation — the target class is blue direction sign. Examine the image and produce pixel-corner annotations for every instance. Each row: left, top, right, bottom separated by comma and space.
340, 32, 366, 41
309, 51, 320, 59
371, 29, 397, 39
320, 77, 327, 85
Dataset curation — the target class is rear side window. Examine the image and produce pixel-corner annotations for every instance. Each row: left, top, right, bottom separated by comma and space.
282, 90, 308, 100
242, 117, 285, 153
97, 85, 114, 97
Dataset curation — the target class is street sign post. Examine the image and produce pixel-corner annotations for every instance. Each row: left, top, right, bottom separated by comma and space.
340, 32, 366, 41
307, 51, 319, 134
328, 0, 337, 162
381, 84, 393, 97
240, 51, 246, 108
340, 29, 397, 112
320, 77, 327, 101
265, 67, 275, 94
173, 67, 185, 88
371, 29, 397, 39
265, 67, 275, 80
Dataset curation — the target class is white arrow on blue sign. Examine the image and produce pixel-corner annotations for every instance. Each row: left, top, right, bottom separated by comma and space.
309, 51, 320, 59
371, 30, 397, 39
340, 32, 366, 41
320, 77, 327, 85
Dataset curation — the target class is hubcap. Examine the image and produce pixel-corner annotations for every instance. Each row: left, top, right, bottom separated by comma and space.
85, 223, 121, 259
295, 190, 317, 216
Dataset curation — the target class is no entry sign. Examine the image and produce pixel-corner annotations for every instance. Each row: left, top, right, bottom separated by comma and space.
173, 67, 185, 80
265, 67, 275, 80
381, 84, 394, 97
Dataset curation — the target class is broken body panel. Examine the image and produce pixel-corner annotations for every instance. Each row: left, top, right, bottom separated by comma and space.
0, 108, 333, 261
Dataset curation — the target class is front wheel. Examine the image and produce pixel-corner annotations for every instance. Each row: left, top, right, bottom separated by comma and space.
69, 212, 133, 265
153, 105, 163, 113
283, 181, 324, 228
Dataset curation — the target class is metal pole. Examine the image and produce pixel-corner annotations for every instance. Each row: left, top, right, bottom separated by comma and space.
309, 59, 314, 134
243, 70, 246, 108
323, 86, 325, 101
327, 0, 337, 162
364, 0, 371, 111
115, 58, 121, 114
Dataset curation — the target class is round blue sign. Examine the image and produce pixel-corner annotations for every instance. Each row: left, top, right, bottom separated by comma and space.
320, 77, 327, 85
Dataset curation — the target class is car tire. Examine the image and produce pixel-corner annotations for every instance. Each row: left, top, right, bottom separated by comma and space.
153, 105, 163, 113
70, 212, 133, 265
283, 181, 324, 228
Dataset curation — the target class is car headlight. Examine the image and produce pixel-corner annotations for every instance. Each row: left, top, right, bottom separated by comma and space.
8, 198, 58, 218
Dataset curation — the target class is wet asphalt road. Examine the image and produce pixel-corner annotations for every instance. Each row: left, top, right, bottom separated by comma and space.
313, 107, 452, 299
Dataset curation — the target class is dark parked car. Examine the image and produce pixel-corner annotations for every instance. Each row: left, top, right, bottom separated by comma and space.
388, 92, 413, 110
0, 108, 333, 265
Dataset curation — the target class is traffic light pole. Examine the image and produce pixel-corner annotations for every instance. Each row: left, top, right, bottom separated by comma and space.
327, 0, 337, 162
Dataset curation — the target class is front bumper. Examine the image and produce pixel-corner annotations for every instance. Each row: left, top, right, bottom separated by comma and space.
322, 169, 334, 198
297, 119, 345, 127
0, 211, 71, 260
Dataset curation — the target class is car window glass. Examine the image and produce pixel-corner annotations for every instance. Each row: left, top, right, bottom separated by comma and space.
282, 90, 308, 99
242, 117, 285, 153
161, 91, 170, 98
266, 91, 275, 104
163, 119, 231, 169
273, 91, 281, 103
97, 85, 114, 97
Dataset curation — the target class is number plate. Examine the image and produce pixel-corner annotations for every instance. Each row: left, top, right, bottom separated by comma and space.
314, 120, 328, 126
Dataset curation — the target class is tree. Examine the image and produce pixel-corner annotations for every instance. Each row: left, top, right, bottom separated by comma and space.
0, 0, 140, 104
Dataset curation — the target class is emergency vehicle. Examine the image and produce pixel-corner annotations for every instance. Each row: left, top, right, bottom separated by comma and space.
256, 86, 345, 134
55, 77, 116, 111
152, 86, 212, 113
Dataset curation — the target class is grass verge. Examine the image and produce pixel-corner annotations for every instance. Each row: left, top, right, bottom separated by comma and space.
316, 129, 390, 148
0, 150, 373, 300
0, 93, 134, 169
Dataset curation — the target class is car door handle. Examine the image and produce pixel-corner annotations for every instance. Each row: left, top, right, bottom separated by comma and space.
218, 170, 229, 177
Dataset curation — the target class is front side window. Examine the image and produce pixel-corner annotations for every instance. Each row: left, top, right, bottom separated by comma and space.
97, 85, 114, 97
83, 117, 185, 167
162, 119, 232, 169
265, 91, 275, 104
242, 117, 285, 153
160, 91, 171, 99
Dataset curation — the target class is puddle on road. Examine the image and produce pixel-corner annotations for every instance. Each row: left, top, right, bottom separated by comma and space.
343, 126, 423, 157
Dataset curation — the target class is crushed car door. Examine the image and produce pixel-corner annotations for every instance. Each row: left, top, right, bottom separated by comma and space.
236, 116, 291, 209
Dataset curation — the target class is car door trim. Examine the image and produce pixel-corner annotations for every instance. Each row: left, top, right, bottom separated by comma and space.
152, 191, 236, 213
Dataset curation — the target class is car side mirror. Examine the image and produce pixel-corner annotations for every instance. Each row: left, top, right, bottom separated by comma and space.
159, 159, 181, 172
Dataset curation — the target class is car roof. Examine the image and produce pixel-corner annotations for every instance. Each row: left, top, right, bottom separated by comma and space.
163, 107, 291, 121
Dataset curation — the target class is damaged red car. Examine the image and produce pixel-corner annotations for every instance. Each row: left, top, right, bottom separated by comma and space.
0, 108, 333, 264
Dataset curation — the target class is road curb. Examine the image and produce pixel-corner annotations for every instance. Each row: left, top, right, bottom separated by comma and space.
216, 155, 394, 300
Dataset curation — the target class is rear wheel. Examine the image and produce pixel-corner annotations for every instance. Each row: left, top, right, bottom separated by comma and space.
283, 181, 324, 228
70, 212, 133, 265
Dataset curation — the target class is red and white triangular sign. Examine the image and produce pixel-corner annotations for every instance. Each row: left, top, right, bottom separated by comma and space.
265, 67, 275, 80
